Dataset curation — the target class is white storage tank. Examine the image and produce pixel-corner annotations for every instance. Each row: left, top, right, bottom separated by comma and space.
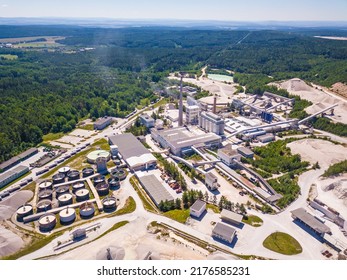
39, 214, 57, 232
75, 189, 90, 202
79, 202, 95, 219
39, 180, 53, 191
36, 200, 52, 213
16, 204, 33, 222
59, 207, 76, 224
102, 196, 117, 212
58, 193, 73, 207
72, 182, 85, 193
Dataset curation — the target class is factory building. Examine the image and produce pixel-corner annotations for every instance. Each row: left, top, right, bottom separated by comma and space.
185, 105, 200, 124
237, 147, 254, 159
139, 114, 155, 128
190, 200, 206, 218
137, 174, 174, 206
151, 127, 221, 156
291, 208, 331, 237
109, 133, 157, 171
205, 172, 219, 191
256, 133, 275, 143
0, 148, 38, 172
199, 112, 225, 135
94, 116, 113, 130
0, 165, 29, 189
220, 209, 243, 226
212, 222, 236, 243
217, 144, 241, 167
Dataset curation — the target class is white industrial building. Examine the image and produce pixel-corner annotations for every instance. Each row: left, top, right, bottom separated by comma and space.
109, 134, 157, 171
190, 200, 206, 218
94, 116, 113, 130
139, 114, 155, 128
151, 127, 221, 156
220, 209, 243, 226
0, 165, 29, 189
185, 105, 199, 124
199, 112, 225, 135
217, 144, 241, 167
212, 222, 236, 243
205, 172, 219, 190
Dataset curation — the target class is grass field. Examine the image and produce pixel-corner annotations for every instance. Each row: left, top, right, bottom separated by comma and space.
163, 209, 190, 223
206, 204, 221, 213
111, 196, 136, 216
42, 132, 64, 142
242, 215, 263, 227
79, 124, 94, 131
0, 54, 18, 60
263, 232, 302, 255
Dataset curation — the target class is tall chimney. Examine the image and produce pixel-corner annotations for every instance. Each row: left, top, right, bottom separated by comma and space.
178, 75, 184, 126
213, 95, 217, 114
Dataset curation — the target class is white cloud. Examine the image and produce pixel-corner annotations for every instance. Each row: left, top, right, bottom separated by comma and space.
1, 4, 8, 8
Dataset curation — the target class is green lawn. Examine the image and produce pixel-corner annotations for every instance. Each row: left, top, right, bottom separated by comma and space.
111, 196, 136, 216
42, 132, 64, 142
206, 204, 221, 213
263, 232, 302, 255
79, 124, 94, 131
242, 215, 263, 227
163, 209, 190, 223
0, 54, 18, 60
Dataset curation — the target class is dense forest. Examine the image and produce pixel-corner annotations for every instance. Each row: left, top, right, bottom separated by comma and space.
0, 26, 347, 162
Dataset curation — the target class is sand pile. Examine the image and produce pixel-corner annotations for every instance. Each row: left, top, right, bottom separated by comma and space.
280, 78, 313, 92
0, 190, 33, 221
0, 226, 24, 257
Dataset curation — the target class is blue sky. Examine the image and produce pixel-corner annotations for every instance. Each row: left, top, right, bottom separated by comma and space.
0, 0, 346, 21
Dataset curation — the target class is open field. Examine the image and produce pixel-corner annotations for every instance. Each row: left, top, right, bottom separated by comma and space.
0, 54, 18, 60
0, 36, 65, 44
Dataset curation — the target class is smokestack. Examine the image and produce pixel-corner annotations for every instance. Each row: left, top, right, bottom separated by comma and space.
178, 74, 184, 126
213, 95, 217, 114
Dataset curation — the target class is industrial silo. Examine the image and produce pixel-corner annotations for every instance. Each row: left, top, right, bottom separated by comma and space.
16, 204, 33, 222
75, 189, 90, 202
79, 202, 95, 219
38, 214, 57, 232
59, 207, 76, 225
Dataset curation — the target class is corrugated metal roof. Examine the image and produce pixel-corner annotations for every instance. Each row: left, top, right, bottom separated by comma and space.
291, 208, 331, 234
221, 209, 243, 223
190, 200, 206, 212
212, 222, 236, 240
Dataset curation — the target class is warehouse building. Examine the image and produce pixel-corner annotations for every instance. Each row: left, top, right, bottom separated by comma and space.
190, 200, 206, 218
0, 165, 29, 189
199, 112, 225, 135
256, 133, 275, 143
139, 114, 155, 128
212, 222, 236, 243
205, 172, 219, 191
137, 174, 174, 206
291, 208, 332, 237
217, 145, 241, 167
237, 147, 254, 159
151, 127, 221, 156
0, 148, 38, 172
221, 209, 243, 226
94, 117, 113, 130
109, 133, 157, 171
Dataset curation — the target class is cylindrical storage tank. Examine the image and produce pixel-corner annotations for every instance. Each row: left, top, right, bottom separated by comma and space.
58, 193, 73, 207
75, 189, 90, 202
82, 167, 94, 178
59, 208, 76, 224
72, 182, 85, 193
67, 170, 80, 181
102, 196, 117, 212
58, 166, 70, 175
52, 173, 65, 185
39, 180, 53, 191
16, 204, 33, 222
38, 189, 53, 201
55, 185, 70, 198
93, 175, 105, 186
79, 202, 95, 219
39, 214, 57, 232
36, 199, 52, 213
96, 182, 109, 196
111, 168, 127, 180
108, 177, 120, 189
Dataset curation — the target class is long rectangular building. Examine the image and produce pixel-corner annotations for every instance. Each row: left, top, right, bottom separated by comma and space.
109, 133, 156, 171
0, 148, 38, 172
151, 127, 221, 156
0, 165, 29, 189
138, 174, 174, 206
291, 208, 331, 236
